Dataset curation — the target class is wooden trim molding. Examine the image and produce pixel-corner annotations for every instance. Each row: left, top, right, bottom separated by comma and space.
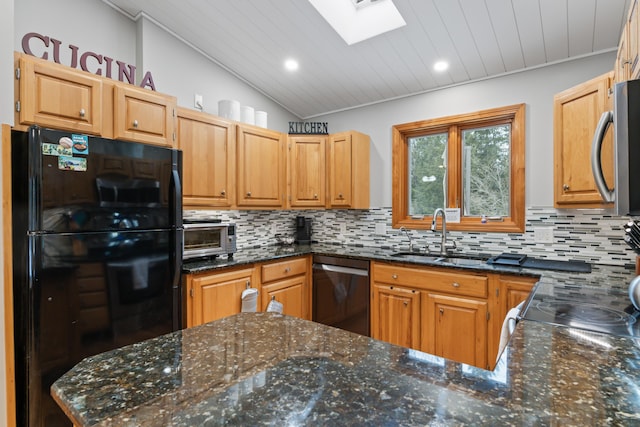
3, 123, 16, 427
392, 104, 526, 233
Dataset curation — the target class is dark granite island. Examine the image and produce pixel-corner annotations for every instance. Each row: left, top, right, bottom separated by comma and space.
52, 311, 640, 426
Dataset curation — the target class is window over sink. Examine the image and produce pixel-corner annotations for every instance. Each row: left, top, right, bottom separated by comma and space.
392, 104, 525, 232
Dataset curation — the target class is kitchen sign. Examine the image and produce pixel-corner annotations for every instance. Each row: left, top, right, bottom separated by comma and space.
21, 32, 157, 91
288, 121, 329, 135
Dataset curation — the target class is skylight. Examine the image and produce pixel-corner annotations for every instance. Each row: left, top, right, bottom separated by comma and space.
308, 0, 406, 45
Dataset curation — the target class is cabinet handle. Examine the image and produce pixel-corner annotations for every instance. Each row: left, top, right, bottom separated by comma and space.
284, 267, 291, 273
392, 274, 398, 279
563, 184, 569, 191
246, 192, 252, 197
79, 108, 85, 118
451, 282, 460, 288
220, 190, 226, 196
440, 308, 444, 315
133, 119, 139, 128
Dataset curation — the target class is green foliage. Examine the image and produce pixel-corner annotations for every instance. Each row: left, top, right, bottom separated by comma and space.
408, 124, 511, 217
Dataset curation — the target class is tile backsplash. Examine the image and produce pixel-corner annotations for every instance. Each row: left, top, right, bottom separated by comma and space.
184, 207, 638, 268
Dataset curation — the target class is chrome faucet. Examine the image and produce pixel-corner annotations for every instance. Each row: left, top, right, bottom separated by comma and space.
431, 208, 450, 256
399, 226, 415, 252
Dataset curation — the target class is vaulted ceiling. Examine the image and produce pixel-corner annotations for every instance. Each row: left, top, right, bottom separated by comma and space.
103, 0, 630, 118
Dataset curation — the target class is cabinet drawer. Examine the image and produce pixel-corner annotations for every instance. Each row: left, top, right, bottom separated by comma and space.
373, 263, 487, 298
261, 257, 307, 283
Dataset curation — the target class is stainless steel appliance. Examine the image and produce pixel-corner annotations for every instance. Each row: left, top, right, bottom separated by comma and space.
522, 282, 640, 339
182, 220, 237, 260
295, 215, 312, 244
11, 126, 183, 427
312, 255, 370, 336
592, 79, 640, 216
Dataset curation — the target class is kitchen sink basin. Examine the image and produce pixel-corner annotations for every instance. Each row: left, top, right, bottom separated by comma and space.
390, 252, 486, 266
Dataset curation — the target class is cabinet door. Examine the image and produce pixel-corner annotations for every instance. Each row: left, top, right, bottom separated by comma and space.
262, 275, 308, 319
177, 109, 235, 208
17, 55, 103, 134
188, 268, 256, 327
236, 124, 286, 208
113, 85, 176, 147
289, 136, 326, 208
328, 132, 353, 207
629, 0, 639, 80
553, 72, 614, 207
371, 284, 420, 349
424, 293, 488, 369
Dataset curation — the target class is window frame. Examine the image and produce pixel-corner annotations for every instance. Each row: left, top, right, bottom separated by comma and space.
392, 103, 526, 233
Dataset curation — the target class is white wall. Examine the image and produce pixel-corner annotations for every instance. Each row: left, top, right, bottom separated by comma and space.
313, 52, 616, 208
136, 16, 299, 132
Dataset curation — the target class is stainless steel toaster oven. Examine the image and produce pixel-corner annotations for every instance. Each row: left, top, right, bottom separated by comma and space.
183, 221, 237, 260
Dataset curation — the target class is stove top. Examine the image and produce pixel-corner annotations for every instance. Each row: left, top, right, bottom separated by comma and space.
522, 283, 640, 338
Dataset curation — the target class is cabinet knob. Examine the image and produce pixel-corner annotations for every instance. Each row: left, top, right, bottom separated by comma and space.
314, 194, 318, 199
79, 108, 85, 118
338, 193, 343, 199
440, 308, 444, 315
563, 184, 569, 191
220, 190, 226, 196
133, 119, 139, 128
284, 267, 291, 273
392, 274, 398, 279
246, 192, 251, 197
404, 301, 408, 307
451, 282, 460, 288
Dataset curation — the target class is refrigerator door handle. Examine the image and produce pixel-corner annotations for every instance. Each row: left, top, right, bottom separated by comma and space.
591, 110, 615, 203
170, 150, 183, 226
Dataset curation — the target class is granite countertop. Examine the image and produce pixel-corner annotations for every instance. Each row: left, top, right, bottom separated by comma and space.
52, 246, 640, 425
52, 312, 640, 426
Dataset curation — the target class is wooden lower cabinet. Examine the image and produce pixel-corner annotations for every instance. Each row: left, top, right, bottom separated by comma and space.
185, 256, 311, 327
371, 284, 420, 349
423, 293, 488, 369
185, 266, 259, 328
370, 261, 533, 370
260, 256, 311, 320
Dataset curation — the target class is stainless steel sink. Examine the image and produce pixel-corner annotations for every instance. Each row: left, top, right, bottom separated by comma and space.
390, 252, 486, 266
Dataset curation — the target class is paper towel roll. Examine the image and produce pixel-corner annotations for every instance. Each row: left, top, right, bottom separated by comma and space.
255, 110, 268, 128
241, 105, 255, 125
218, 100, 240, 120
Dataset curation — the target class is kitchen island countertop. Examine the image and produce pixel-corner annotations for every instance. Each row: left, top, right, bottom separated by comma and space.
52, 311, 640, 426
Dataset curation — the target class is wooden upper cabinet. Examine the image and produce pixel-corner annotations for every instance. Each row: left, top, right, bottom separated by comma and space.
327, 131, 370, 209
15, 54, 103, 134
113, 84, 176, 147
177, 108, 235, 208
288, 135, 326, 208
553, 72, 615, 207
618, 0, 639, 83
236, 124, 286, 208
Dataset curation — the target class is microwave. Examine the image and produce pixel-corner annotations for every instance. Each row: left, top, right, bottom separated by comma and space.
592, 79, 640, 216
183, 221, 237, 260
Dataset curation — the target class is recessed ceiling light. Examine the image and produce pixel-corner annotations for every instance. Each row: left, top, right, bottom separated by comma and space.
308, 0, 406, 45
284, 59, 299, 71
433, 61, 449, 72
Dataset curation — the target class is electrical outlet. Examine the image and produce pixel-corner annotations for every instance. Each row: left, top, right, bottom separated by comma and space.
339, 223, 347, 234
534, 227, 554, 244
375, 223, 386, 235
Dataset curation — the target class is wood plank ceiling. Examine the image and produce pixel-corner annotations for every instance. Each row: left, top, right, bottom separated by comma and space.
103, 0, 630, 119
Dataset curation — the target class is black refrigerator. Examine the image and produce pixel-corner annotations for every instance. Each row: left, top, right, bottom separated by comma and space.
11, 126, 183, 426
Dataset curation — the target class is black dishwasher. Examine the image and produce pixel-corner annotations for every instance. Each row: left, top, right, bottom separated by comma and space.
312, 255, 370, 336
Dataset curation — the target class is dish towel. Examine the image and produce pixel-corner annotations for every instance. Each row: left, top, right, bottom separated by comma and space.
497, 301, 525, 362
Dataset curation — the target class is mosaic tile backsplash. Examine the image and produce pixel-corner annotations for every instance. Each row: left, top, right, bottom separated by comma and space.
184, 207, 639, 269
